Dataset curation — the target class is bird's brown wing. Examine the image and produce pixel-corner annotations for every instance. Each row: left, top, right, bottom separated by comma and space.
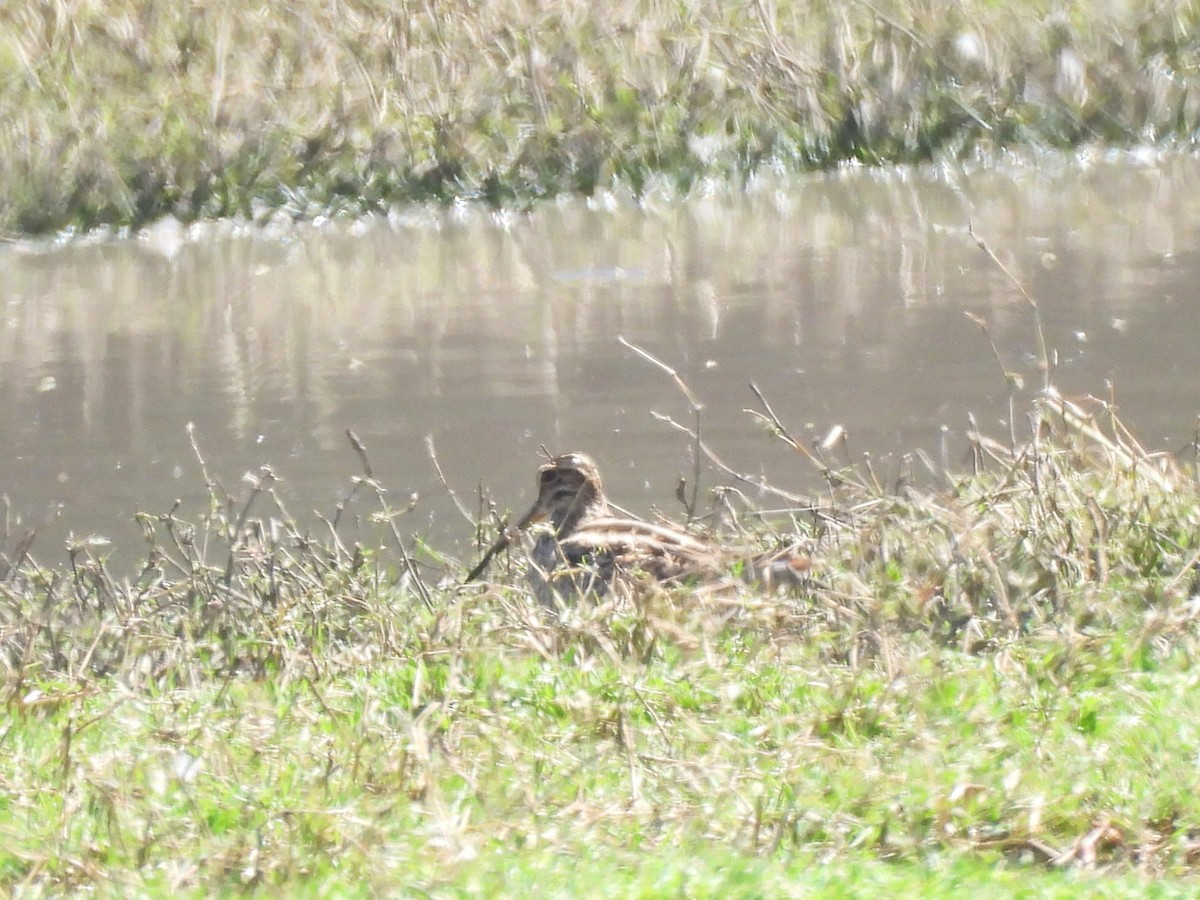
560, 517, 718, 583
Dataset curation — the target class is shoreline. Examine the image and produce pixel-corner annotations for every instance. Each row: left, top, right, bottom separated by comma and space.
3, 0, 1198, 236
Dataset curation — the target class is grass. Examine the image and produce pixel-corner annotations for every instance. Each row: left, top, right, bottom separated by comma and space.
3, 0, 1200, 235
6, 3, 1200, 891
3, 381, 1200, 894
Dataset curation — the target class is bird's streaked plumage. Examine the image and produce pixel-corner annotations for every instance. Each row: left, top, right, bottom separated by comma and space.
467, 451, 810, 606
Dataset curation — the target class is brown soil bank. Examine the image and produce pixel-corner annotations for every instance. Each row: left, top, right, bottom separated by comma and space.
3, 0, 1197, 235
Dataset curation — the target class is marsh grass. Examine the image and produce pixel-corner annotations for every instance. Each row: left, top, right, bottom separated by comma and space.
3, 0, 1199, 235
3, 382, 1200, 893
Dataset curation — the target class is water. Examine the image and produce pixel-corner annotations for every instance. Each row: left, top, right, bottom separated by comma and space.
3, 155, 1200, 571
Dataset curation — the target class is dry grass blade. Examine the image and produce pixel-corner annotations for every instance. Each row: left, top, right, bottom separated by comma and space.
618, 336, 703, 414
968, 222, 1051, 389
1039, 387, 1176, 493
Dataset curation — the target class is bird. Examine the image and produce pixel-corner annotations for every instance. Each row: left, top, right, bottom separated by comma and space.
465, 451, 810, 607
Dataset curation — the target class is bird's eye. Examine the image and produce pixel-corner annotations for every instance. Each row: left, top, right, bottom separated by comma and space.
539, 469, 558, 485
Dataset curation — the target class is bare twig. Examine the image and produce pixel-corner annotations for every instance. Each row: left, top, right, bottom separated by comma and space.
746, 381, 826, 471
345, 429, 373, 479
464, 528, 516, 583
649, 411, 813, 507
968, 221, 1051, 390
426, 434, 476, 527
186, 421, 216, 494
381, 496, 435, 611
618, 336, 707, 521
343, 430, 434, 608
618, 336, 704, 413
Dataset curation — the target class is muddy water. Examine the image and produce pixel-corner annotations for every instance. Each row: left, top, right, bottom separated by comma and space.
3, 156, 1200, 571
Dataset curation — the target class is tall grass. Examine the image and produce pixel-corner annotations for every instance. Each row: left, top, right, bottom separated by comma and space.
3, 382, 1200, 892
2, 0, 1199, 235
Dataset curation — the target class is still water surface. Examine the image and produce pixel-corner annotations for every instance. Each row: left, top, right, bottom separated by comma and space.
3, 156, 1199, 570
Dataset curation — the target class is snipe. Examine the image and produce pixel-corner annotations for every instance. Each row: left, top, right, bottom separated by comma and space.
466, 451, 809, 607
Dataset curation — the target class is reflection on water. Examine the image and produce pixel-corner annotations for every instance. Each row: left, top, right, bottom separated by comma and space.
3, 156, 1200, 570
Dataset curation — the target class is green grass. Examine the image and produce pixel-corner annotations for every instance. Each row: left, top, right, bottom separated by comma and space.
3, 389, 1200, 893
3, 0, 1199, 235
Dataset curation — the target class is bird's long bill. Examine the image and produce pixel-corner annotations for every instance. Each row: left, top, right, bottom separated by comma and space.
463, 504, 547, 583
